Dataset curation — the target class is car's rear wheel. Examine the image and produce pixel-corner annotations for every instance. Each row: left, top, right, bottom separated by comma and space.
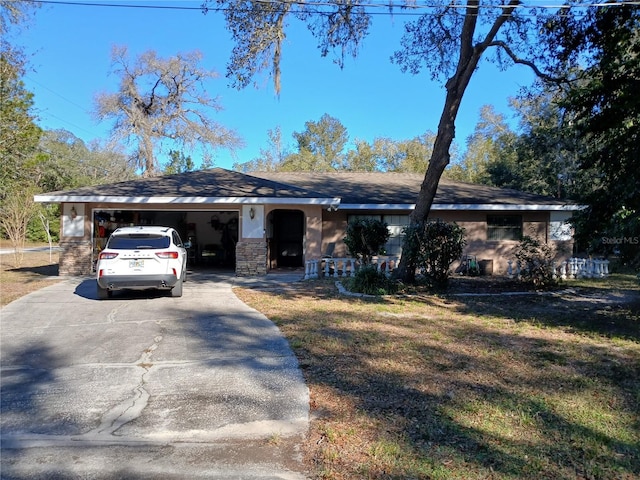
97, 284, 111, 300
171, 276, 183, 297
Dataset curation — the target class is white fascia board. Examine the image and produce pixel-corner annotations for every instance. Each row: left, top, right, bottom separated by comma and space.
431, 203, 586, 211
339, 204, 416, 210
34, 194, 583, 212
34, 195, 341, 207
339, 203, 585, 211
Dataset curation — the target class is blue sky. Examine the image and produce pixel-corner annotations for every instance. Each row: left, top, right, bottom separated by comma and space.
18, 0, 535, 170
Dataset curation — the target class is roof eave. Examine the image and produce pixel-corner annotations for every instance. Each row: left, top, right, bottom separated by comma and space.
338, 203, 586, 211
34, 194, 584, 211
34, 195, 341, 207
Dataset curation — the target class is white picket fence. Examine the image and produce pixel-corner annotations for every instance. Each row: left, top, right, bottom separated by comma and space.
507, 257, 610, 280
304, 256, 399, 280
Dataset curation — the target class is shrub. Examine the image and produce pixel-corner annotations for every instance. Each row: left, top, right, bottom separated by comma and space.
514, 235, 558, 289
401, 220, 466, 288
344, 218, 390, 265
348, 265, 398, 295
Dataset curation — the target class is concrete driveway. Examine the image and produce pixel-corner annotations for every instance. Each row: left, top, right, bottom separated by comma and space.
0, 273, 309, 479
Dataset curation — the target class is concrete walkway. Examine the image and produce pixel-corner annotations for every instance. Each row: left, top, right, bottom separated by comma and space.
1, 272, 309, 479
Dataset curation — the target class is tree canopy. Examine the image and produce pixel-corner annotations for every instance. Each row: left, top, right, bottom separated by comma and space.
446, 105, 513, 185
36, 129, 136, 191
234, 113, 442, 173
0, 54, 41, 198
552, 5, 640, 263
282, 114, 349, 171
452, 5, 639, 264
0, 0, 40, 70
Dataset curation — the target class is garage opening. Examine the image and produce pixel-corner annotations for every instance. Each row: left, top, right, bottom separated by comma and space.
93, 209, 239, 271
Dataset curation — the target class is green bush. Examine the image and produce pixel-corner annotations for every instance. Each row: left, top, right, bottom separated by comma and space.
401, 220, 466, 288
344, 218, 390, 265
514, 235, 558, 289
347, 265, 398, 295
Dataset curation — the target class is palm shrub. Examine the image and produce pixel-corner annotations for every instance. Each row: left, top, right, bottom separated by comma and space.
401, 220, 466, 288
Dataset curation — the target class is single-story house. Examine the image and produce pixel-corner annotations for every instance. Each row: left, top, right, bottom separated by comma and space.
34, 167, 581, 277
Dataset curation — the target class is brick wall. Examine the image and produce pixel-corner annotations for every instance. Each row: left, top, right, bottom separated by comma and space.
59, 240, 93, 276
235, 240, 267, 276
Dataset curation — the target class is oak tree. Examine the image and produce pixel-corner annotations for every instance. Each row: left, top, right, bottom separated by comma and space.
94, 46, 244, 176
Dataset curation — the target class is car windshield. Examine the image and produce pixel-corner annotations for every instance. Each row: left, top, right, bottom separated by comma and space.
107, 234, 170, 250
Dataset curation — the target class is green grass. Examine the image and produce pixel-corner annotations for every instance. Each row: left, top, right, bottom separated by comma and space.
569, 273, 639, 290
236, 275, 640, 479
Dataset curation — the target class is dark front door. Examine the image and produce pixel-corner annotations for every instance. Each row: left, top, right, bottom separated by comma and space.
274, 210, 304, 267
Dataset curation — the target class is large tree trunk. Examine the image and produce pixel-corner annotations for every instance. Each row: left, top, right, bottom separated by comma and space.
395, 54, 480, 282
394, 0, 521, 283
141, 133, 156, 177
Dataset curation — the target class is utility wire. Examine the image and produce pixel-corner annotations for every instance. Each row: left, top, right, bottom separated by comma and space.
24, 76, 103, 138
26, 75, 91, 113
38, 110, 102, 137
24, 0, 640, 16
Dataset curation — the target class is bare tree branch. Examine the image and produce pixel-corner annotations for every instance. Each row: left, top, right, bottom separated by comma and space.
489, 40, 568, 85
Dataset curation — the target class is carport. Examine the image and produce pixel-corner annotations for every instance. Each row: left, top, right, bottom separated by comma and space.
93, 208, 239, 269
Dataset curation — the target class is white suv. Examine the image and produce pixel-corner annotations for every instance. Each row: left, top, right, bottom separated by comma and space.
96, 226, 189, 299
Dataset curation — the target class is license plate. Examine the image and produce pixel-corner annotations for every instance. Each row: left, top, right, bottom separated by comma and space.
129, 259, 144, 269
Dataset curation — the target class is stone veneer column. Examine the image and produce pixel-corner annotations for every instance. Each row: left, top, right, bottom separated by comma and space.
59, 240, 93, 276
235, 239, 267, 276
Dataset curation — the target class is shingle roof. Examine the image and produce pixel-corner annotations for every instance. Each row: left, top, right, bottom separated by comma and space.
251, 171, 573, 207
38, 168, 325, 199
35, 168, 579, 210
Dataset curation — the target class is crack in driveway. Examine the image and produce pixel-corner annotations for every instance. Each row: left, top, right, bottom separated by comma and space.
79, 335, 162, 438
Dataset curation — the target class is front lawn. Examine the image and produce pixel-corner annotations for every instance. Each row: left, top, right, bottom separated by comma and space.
235, 276, 640, 479
0, 246, 60, 307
